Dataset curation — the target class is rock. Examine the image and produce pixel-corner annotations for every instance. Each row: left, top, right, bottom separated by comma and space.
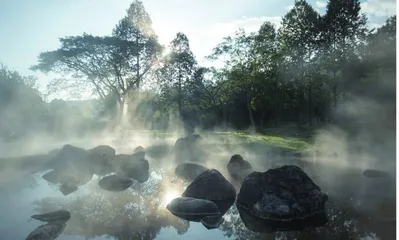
174, 134, 202, 151
31, 210, 71, 223
236, 165, 328, 233
48, 148, 60, 157
174, 135, 205, 162
116, 154, 150, 183
87, 145, 116, 176
182, 169, 236, 214
175, 162, 208, 182
98, 174, 133, 192
88, 145, 116, 158
25, 222, 67, 240
132, 146, 145, 159
363, 169, 390, 178
166, 197, 221, 221
227, 154, 253, 182
59, 184, 79, 196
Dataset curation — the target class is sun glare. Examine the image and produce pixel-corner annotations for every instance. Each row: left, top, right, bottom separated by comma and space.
162, 190, 180, 208
162, 46, 172, 57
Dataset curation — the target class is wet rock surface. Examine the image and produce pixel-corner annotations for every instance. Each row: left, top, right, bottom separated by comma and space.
183, 169, 236, 214
31, 210, 71, 223
175, 162, 208, 182
363, 169, 390, 178
25, 222, 67, 240
166, 197, 221, 221
98, 174, 133, 192
236, 165, 328, 233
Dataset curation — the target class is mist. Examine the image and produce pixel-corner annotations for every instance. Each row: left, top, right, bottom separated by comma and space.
0, 0, 396, 240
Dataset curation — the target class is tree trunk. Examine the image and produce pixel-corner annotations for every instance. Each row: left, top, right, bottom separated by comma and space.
308, 83, 312, 125
136, 37, 140, 89
246, 96, 255, 129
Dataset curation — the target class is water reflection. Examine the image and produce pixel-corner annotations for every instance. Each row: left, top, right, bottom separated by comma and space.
0, 157, 395, 240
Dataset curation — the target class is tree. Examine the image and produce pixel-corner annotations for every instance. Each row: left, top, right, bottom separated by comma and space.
155, 32, 197, 133
113, 0, 163, 90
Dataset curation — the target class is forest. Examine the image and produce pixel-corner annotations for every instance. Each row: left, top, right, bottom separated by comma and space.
0, 0, 396, 141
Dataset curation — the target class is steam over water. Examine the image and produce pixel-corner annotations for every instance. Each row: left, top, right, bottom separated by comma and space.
0, 134, 395, 240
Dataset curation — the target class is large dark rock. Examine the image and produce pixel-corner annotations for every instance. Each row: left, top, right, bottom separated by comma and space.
31, 210, 71, 223
25, 222, 67, 240
175, 162, 208, 182
227, 154, 253, 182
166, 197, 221, 221
98, 174, 133, 192
182, 169, 236, 214
88, 145, 116, 158
115, 154, 150, 183
87, 145, 116, 176
236, 165, 328, 233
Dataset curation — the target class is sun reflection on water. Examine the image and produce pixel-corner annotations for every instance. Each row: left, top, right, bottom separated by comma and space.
162, 190, 180, 208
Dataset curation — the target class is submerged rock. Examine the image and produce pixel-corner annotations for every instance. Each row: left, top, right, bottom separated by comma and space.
25, 221, 67, 240
31, 210, 71, 223
175, 162, 208, 182
182, 169, 236, 214
98, 174, 133, 192
166, 197, 221, 221
236, 165, 328, 233
227, 154, 253, 182
363, 169, 390, 178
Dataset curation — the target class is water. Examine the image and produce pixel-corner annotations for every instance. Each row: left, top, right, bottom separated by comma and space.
0, 140, 395, 240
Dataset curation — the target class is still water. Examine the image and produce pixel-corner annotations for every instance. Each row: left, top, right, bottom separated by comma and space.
0, 138, 395, 240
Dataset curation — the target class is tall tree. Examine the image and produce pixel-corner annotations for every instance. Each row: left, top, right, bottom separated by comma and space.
113, 0, 162, 90
156, 33, 196, 118
321, 0, 368, 112
278, 0, 321, 124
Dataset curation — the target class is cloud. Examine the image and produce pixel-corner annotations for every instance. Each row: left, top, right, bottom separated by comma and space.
209, 16, 282, 38
315, 1, 327, 9
285, 4, 294, 11
361, 0, 396, 18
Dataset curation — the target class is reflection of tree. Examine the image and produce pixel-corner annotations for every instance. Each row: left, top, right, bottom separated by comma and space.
33, 170, 190, 240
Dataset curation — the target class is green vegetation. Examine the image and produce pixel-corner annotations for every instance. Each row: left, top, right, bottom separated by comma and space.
0, 0, 395, 143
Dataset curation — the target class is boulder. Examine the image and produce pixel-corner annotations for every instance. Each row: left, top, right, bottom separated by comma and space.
25, 222, 67, 240
132, 146, 145, 159
31, 210, 71, 223
182, 169, 236, 214
166, 197, 221, 221
98, 174, 133, 192
236, 165, 328, 233
88, 145, 116, 158
227, 154, 253, 182
116, 154, 150, 183
175, 162, 208, 182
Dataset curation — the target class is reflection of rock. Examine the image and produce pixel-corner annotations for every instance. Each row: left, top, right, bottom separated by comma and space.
183, 169, 236, 214
236, 165, 328, 233
201, 215, 225, 229
167, 197, 221, 221
59, 184, 79, 196
175, 162, 208, 182
363, 169, 390, 178
116, 154, 150, 183
98, 174, 133, 192
227, 154, 253, 182
25, 222, 67, 240
31, 210, 71, 223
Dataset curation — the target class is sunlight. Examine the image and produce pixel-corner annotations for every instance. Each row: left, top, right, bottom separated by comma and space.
162, 46, 172, 58
162, 190, 180, 208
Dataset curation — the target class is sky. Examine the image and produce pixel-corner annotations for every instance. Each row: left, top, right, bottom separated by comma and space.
0, 0, 396, 97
